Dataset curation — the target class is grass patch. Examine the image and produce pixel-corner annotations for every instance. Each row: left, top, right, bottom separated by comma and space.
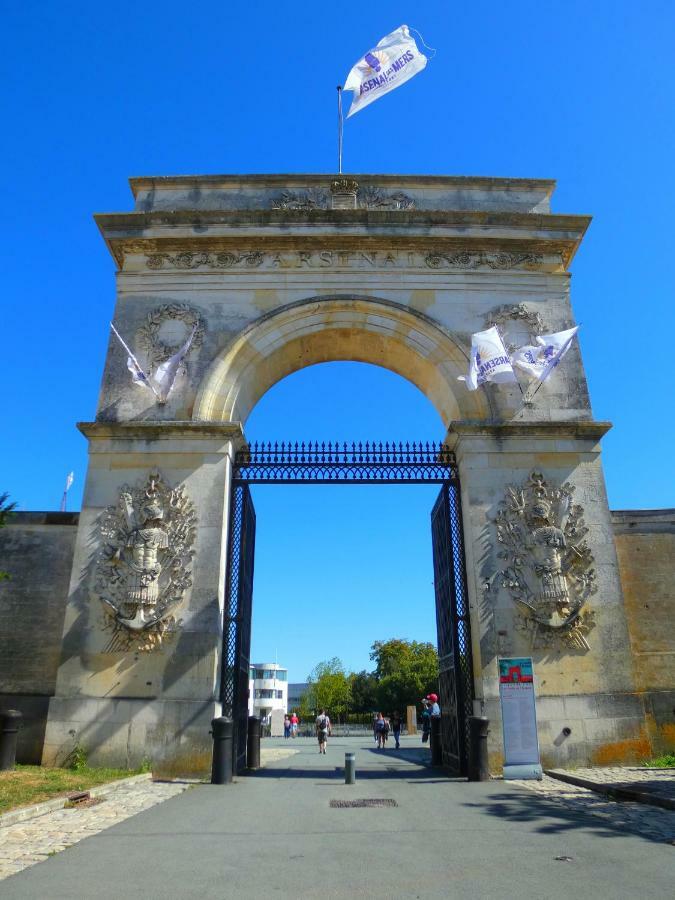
0, 764, 147, 815
643, 753, 675, 768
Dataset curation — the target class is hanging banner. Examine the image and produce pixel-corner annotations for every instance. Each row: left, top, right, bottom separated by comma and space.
498, 657, 542, 780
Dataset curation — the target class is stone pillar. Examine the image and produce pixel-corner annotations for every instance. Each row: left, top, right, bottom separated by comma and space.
42, 422, 243, 778
449, 421, 644, 770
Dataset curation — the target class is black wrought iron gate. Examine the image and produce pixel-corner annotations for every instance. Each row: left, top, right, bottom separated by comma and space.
431, 484, 475, 775
221, 483, 256, 773
221, 441, 474, 774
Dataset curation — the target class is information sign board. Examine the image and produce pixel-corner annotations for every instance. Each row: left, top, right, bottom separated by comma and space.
498, 657, 542, 780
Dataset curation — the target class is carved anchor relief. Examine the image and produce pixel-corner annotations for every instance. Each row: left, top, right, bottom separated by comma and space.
93, 471, 196, 652
494, 472, 597, 650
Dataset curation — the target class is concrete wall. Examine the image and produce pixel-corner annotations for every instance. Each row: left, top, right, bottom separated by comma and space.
0, 513, 78, 762
612, 509, 675, 756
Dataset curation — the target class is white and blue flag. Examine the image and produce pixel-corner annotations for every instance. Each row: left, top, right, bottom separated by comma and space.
344, 25, 428, 117
460, 326, 518, 391
512, 326, 579, 381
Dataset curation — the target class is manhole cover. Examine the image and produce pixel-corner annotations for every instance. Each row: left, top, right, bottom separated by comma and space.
330, 799, 398, 808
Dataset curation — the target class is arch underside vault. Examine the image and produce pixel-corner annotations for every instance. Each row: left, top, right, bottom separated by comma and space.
193, 296, 491, 426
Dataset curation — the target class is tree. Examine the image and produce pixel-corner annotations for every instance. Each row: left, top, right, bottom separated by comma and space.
348, 670, 378, 713
0, 492, 16, 582
370, 639, 439, 714
303, 657, 352, 720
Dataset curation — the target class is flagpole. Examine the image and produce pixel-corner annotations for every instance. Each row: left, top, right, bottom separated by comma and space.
336, 85, 343, 174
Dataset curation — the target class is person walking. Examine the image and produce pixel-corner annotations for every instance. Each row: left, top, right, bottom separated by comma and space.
374, 712, 387, 749
315, 709, 331, 754
290, 711, 299, 738
390, 711, 402, 749
283, 715, 291, 739
427, 693, 441, 718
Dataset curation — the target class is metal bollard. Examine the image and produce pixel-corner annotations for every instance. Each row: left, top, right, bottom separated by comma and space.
210, 716, 234, 784
344, 751, 356, 785
0, 710, 22, 771
467, 716, 490, 782
430, 716, 442, 766
247, 716, 261, 770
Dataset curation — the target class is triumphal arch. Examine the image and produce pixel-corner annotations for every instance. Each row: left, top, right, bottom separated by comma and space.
42, 174, 638, 776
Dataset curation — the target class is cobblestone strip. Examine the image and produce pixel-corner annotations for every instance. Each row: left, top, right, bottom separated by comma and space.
0, 779, 189, 881
561, 766, 675, 799
511, 774, 675, 843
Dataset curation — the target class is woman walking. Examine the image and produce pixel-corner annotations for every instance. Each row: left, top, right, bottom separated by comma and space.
374, 712, 387, 749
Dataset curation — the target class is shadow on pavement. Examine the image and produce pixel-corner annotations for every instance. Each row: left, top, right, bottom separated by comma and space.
468, 788, 673, 846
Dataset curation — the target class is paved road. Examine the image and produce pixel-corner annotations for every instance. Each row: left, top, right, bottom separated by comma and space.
2, 737, 674, 899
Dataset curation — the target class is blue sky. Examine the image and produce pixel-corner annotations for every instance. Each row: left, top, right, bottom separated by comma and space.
3, 2, 674, 681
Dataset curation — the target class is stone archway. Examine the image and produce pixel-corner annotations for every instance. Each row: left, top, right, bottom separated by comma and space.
193, 295, 492, 427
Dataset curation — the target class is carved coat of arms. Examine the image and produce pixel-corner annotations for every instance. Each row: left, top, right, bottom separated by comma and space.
494, 472, 597, 650
93, 471, 196, 651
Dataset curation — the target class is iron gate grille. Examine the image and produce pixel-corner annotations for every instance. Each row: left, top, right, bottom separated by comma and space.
431, 483, 475, 775
221, 483, 256, 773
221, 441, 473, 776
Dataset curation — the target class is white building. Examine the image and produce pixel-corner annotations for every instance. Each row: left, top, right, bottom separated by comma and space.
248, 663, 288, 721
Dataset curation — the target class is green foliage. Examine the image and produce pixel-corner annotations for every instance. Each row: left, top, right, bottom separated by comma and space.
303, 657, 352, 719
302, 640, 439, 720
0, 492, 17, 582
348, 670, 379, 712
67, 744, 88, 772
370, 638, 439, 714
643, 753, 675, 768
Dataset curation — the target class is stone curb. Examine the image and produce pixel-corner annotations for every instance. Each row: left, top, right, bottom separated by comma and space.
544, 769, 675, 811
0, 772, 153, 828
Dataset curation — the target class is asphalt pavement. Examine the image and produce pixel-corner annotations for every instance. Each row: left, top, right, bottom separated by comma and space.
2, 735, 674, 899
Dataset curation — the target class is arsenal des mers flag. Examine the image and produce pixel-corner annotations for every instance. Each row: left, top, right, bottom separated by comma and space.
344, 25, 428, 117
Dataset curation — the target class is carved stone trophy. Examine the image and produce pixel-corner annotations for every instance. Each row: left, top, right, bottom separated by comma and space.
494, 472, 597, 650
93, 471, 196, 651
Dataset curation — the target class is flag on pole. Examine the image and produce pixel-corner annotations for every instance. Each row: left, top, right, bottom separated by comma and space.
512, 326, 579, 381
149, 326, 196, 402
460, 326, 518, 391
60, 471, 75, 512
343, 25, 427, 117
110, 323, 160, 399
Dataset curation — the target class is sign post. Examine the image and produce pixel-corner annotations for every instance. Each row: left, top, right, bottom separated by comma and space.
498, 657, 542, 780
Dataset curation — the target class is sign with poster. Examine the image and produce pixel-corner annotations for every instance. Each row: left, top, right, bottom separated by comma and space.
498, 657, 542, 780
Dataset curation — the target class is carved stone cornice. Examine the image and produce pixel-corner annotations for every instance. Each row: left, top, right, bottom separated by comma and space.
96, 208, 588, 268
445, 420, 612, 446
80, 421, 244, 441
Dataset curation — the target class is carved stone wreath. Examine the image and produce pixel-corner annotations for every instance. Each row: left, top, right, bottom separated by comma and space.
93, 471, 197, 652
136, 304, 205, 370
494, 472, 597, 651
485, 302, 545, 335
424, 251, 542, 270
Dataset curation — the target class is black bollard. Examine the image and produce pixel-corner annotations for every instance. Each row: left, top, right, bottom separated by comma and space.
430, 716, 442, 766
344, 751, 356, 785
467, 716, 490, 782
210, 717, 233, 784
0, 710, 22, 771
247, 716, 261, 770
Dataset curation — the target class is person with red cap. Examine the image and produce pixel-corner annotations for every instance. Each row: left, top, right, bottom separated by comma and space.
427, 693, 440, 718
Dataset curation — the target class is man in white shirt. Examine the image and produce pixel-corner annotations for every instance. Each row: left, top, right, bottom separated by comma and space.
315, 709, 331, 754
